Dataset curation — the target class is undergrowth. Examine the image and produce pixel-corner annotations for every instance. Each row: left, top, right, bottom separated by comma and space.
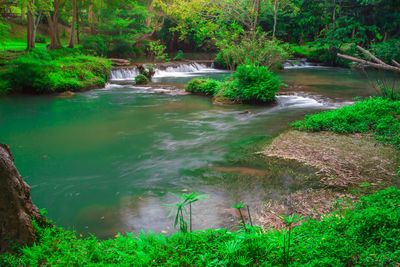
291, 97, 400, 150
185, 65, 284, 104
0, 49, 112, 94
1, 187, 399, 266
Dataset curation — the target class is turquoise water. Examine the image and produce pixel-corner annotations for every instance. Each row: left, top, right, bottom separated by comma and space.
0, 65, 387, 237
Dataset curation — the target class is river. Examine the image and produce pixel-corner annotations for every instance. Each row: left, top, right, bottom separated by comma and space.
0, 62, 392, 237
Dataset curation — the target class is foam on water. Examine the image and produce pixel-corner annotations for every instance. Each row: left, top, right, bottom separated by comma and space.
109, 68, 139, 81
276, 94, 324, 108
283, 59, 334, 70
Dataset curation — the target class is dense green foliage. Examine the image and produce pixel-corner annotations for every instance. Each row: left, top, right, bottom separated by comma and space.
185, 78, 220, 96
185, 65, 284, 103
0, 49, 111, 94
135, 74, 150, 85
216, 32, 291, 70
371, 39, 400, 63
1, 187, 399, 266
230, 65, 284, 103
292, 98, 400, 150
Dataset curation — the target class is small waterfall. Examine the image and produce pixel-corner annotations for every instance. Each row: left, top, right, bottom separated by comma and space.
109, 63, 224, 82
153, 63, 208, 78
283, 58, 328, 69
110, 68, 139, 81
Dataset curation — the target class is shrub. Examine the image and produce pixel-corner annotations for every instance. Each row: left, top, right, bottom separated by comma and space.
371, 39, 400, 63
185, 78, 220, 96
135, 74, 149, 85
173, 50, 184, 61
186, 65, 284, 104
3, 53, 112, 93
217, 31, 291, 70
108, 37, 134, 58
231, 65, 284, 103
35, 35, 46, 44
213, 51, 229, 69
292, 97, 400, 150
81, 35, 108, 57
148, 40, 168, 62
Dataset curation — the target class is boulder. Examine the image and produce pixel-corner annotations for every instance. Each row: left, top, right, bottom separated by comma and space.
0, 144, 43, 253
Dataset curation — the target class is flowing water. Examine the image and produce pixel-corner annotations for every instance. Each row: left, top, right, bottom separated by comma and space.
0, 62, 393, 237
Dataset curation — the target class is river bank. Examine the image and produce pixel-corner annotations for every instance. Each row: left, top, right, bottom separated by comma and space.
258, 130, 399, 229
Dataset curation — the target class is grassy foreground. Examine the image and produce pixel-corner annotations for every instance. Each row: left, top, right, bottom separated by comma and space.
1, 187, 399, 266
0, 49, 112, 94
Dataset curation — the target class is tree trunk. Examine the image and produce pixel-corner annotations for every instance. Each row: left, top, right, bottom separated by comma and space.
0, 144, 44, 253
32, 11, 42, 48
68, 0, 77, 48
88, 0, 94, 35
76, 7, 80, 44
26, 10, 34, 50
47, 0, 61, 49
272, 0, 278, 40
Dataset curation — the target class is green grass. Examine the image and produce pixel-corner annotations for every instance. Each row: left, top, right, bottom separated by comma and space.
0, 48, 111, 94
1, 187, 399, 266
291, 97, 400, 150
0, 40, 47, 52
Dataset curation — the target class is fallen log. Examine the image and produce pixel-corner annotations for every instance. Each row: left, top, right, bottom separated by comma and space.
337, 46, 400, 74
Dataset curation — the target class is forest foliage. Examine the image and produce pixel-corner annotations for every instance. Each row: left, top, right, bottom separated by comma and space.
186, 65, 284, 103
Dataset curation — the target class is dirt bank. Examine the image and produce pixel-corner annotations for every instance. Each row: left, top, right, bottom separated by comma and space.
258, 130, 399, 229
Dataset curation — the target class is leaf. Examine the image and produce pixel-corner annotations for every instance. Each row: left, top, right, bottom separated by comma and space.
232, 203, 245, 209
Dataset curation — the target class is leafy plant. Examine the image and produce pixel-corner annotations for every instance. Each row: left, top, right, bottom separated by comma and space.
135, 74, 149, 85
148, 41, 168, 62
278, 214, 303, 265
232, 203, 246, 229
185, 78, 220, 96
231, 64, 285, 103
35, 35, 46, 44
166, 191, 208, 233
81, 35, 108, 57
173, 50, 184, 61
216, 31, 291, 70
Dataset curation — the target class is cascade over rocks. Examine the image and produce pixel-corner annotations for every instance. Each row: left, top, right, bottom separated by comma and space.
0, 144, 43, 253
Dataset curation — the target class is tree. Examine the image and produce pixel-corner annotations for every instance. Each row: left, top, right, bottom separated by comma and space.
68, 0, 77, 48
44, 0, 64, 49
0, 18, 9, 49
24, 0, 45, 50
268, 0, 296, 39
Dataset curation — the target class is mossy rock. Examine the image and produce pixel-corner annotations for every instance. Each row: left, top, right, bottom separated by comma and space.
135, 74, 149, 85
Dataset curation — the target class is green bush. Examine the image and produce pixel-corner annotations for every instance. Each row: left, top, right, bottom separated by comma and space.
108, 37, 134, 58
173, 50, 184, 61
2, 52, 112, 93
292, 97, 400, 150
135, 74, 149, 85
371, 39, 400, 63
185, 65, 283, 104
213, 51, 229, 69
81, 35, 108, 57
217, 32, 291, 70
1, 187, 399, 266
185, 78, 220, 96
35, 35, 46, 44
231, 65, 284, 103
